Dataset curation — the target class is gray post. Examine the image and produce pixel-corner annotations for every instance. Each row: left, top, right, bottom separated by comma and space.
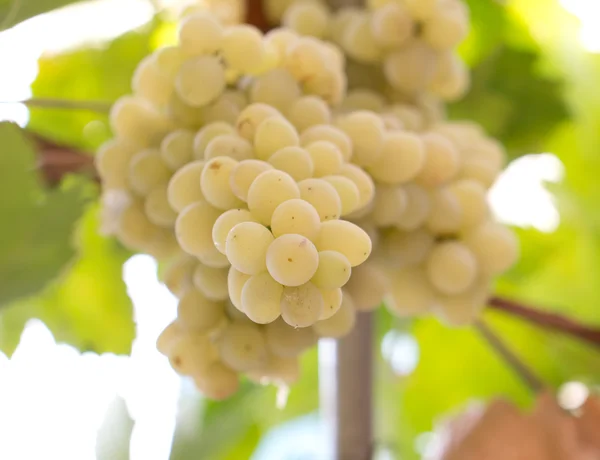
319, 312, 374, 460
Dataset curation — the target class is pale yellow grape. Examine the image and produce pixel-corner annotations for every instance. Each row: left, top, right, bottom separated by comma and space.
423, 5, 469, 51
403, 0, 439, 20
236, 103, 282, 141
426, 241, 477, 295
160, 129, 194, 170
416, 133, 461, 187
435, 279, 490, 327
193, 264, 229, 301
177, 288, 227, 333
175, 201, 222, 258
96, 138, 139, 189
280, 282, 324, 328
370, 2, 414, 48
461, 158, 498, 189
249, 354, 300, 385
230, 159, 273, 201
336, 111, 385, 167
199, 247, 230, 269
265, 318, 317, 357
316, 220, 372, 266
175, 56, 226, 107
266, 234, 319, 286
271, 199, 321, 240
220, 89, 248, 110
330, 6, 362, 44
226, 221, 274, 275
284, 36, 327, 81
286, 96, 331, 132
225, 300, 252, 323
447, 179, 488, 229
380, 229, 435, 268
342, 13, 383, 63
153, 46, 185, 80
222, 25, 266, 74
462, 222, 519, 276
204, 135, 253, 161
283, 0, 330, 38
339, 89, 385, 113
249, 68, 301, 112
144, 185, 177, 227
302, 65, 347, 106
426, 187, 461, 234
305, 141, 343, 177
110, 96, 174, 146
193, 122, 236, 159
194, 362, 240, 400
167, 161, 205, 212
168, 92, 205, 129
313, 291, 356, 338
200, 156, 243, 210
298, 178, 342, 221
168, 335, 219, 375
228, 266, 251, 310
115, 200, 170, 254
385, 268, 436, 317
319, 288, 343, 320
268, 146, 314, 181
162, 254, 196, 297
300, 124, 352, 161
178, 12, 223, 56
430, 52, 470, 101
353, 219, 379, 250
218, 322, 267, 372
254, 116, 300, 160
322, 176, 359, 216
129, 149, 171, 196
380, 114, 404, 131
203, 95, 240, 125
396, 184, 431, 231
156, 321, 182, 356
241, 272, 283, 324
339, 164, 375, 211
344, 262, 388, 312
367, 132, 425, 185
247, 170, 300, 225
311, 250, 351, 289
264, 28, 300, 61
371, 185, 408, 227
385, 104, 425, 132
384, 41, 439, 93
212, 209, 256, 254
132, 55, 173, 107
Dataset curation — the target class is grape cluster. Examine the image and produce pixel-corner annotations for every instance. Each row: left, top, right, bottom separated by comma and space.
96, 0, 518, 400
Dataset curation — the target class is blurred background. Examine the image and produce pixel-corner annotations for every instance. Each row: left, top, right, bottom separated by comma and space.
0, 0, 599, 458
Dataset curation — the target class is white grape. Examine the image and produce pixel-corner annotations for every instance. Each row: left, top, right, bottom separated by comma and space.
270, 198, 321, 240
226, 221, 274, 275
249, 68, 302, 112
416, 133, 461, 187
298, 178, 342, 221
194, 361, 239, 400
426, 187, 462, 234
110, 96, 174, 146
342, 13, 383, 64
177, 288, 227, 333
335, 110, 385, 167
447, 179, 488, 229
168, 334, 219, 375
311, 250, 351, 289
212, 208, 256, 254
313, 291, 356, 338
286, 96, 331, 132
316, 220, 372, 267
222, 25, 268, 74
175, 200, 222, 259
247, 169, 300, 225
370, 2, 414, 48
371, 185, 408, 227
167, 160, 205, 212
426, 241, 478, 295
379, 229, 434, 268
96, 139, 140, 189
156, 321, 182, 355
305, 141, 344, 177
322, 175, 360, 216
268, 146, 314, 181
204, 134, 254, 161
266, 233, 319, 287
236, 103, 282, 141
145, 185, 177, 227
367, 131, 425, 185
396, 184, 431, 231
385, 267, 437, 317
129, 149, 171, 196
178, 12, 224, 56
384, 40, 439, 93
300, 124, 353, 161
230, 159, 274, 201
344, 262, 388, 312
200, 156, 243, 210
175, 56, 226, 107
160, 129, 194, 170
423, 4, 469, 51
283, 0, 330, 38
462, 222, 519, 275
241, 272, 283, 324
339, 163, 375, 211
280, 282, 324, 328
162, 254, 196, 297
319, 287, 343, 320
218, 322, 267, 372
132, 55, 173, 108
228, 266, 251, 310
254, 116, 300, 160
265, 318, 316, 357
193, 122, 236, 159
193, 264, 229, 301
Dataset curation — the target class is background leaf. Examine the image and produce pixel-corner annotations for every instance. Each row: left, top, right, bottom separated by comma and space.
0, 0, 85, 30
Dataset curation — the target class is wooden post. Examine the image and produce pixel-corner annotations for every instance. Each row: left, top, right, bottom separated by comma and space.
319, 312, 374, 460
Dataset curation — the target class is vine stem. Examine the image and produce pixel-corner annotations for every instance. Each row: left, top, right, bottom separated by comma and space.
1, 98, 112, 113
475, 319, 545, 394
488, 296, 600, 349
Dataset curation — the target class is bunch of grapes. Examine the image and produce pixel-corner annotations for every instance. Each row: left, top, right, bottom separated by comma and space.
96, 0, 518, 400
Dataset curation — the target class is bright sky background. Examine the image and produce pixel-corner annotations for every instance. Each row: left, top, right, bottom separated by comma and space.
0, 0, 594, 458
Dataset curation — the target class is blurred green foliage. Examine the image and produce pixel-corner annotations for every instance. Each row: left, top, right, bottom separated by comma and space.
0, 0, 599, 459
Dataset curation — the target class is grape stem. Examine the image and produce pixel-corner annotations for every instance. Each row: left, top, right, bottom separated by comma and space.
488, 296, 600, 349
1, 98, 112, 113
475, 319, 545, 394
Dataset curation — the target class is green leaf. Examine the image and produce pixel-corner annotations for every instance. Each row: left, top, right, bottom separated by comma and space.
0, 0, 85, 30
0, 122, 88, 307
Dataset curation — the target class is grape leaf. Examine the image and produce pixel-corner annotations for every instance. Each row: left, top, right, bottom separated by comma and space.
0, 0, 85, 30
